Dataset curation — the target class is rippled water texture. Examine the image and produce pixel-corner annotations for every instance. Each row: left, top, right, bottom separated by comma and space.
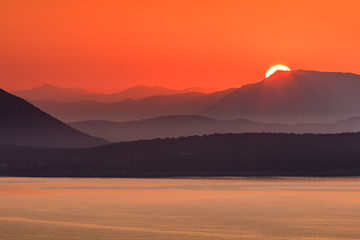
1, 177, 360, 239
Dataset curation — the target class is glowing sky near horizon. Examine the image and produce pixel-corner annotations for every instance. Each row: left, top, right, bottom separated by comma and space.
1, 0, 360, 93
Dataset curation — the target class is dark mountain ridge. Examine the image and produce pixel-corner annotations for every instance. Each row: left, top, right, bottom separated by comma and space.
2, 133, 360, 177
0, 89, 107, 148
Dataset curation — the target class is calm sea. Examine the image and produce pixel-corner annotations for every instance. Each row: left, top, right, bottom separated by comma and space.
1, 177, 360, 239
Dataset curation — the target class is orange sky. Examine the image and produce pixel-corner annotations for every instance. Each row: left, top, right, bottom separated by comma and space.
1, 0, 360, 93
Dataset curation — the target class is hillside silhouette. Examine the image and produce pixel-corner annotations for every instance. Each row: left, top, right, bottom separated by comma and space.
0, 89, 107, 148
204, 70, 360, 123
1, 133, 360, 177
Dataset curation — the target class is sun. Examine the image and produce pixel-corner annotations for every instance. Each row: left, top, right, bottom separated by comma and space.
265, 65, 291, 78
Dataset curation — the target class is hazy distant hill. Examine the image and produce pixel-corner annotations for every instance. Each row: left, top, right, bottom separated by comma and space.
203, 70, 360, 123
103, 85, 216, 102
30, 88, 236, 122
69, 115, 360, 142
69, 115, 288, 142
0, 89, 107, 148
12, 84, 216, 103
291, 117, 360, 133
2, 133, 360, 177
12, 84, 101, 103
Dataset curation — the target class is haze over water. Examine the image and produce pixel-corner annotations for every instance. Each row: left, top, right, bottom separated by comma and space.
1, 177, 360, 240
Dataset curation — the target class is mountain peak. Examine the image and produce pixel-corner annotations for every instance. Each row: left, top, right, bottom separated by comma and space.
132, 84, 150, 88
204, 70, 360, 123
41, 83, 59, 88
265, 69, 294, 80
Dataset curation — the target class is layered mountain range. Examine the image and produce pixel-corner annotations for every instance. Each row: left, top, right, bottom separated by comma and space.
12, 84, 215, 103
2, 69, 360, 177
3, 69, 360, 148
17, 70, 360, 124
30, 89, 236, 122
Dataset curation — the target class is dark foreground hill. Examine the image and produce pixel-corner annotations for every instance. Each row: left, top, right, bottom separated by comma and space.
1, 133, 360, 177
0, 89, 107, 148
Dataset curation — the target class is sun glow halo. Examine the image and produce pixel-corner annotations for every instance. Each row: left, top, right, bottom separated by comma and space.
265, 65, 291, 78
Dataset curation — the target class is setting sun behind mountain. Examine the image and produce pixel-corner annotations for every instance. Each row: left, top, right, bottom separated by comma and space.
265, 65, 291, 78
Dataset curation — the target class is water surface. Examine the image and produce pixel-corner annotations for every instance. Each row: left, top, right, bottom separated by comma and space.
1, 177, 360, 239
